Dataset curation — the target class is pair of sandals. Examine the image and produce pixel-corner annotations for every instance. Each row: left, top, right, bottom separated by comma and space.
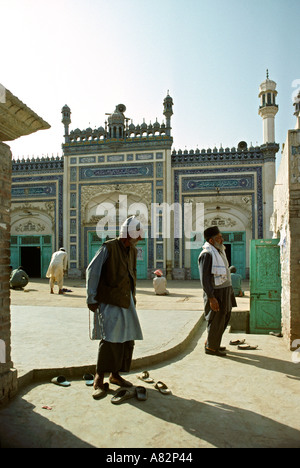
229, 339, 258, 350
51, 373, 95, 387
137, 371, 171, 395
111, 386, 148, 405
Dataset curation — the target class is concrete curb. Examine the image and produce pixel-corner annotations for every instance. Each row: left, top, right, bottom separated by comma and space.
15, 314, 205, 393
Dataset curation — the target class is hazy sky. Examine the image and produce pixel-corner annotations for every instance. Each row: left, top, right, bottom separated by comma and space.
1, 0, 299, 166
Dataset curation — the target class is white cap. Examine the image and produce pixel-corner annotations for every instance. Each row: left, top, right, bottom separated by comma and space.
120, 216, 144, 239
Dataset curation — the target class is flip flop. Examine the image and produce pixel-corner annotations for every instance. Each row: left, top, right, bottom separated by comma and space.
111, 388, 135, 405
92, 382, 109, 400
83, 373, 94, 386
229, 339, 246, 346
51, 375, 71, 387
135, 386, 148, 401
237, 344, 258, 350
137, 371, 155, 384
154, 381, 171, 395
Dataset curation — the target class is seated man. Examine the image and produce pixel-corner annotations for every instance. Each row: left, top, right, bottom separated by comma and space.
229, 266, 244, 297
10, 266, 29, 290
153, 269, 169, 296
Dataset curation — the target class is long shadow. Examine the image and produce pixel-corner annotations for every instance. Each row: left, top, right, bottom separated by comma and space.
225, 350, 300, 379
126, 388, 300, 448
0, 397, 94, 448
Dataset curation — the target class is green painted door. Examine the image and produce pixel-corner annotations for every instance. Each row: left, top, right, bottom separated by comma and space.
41, 245, 53, 278
190, 241, 203, 280
136, 239, 147, 279
250, 239, 281, 334
10, 245, 19, 270
10, 235, 52, 278
88, 232, 104, 264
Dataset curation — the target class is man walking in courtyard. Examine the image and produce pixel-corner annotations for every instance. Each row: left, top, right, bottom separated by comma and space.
86, 216, 144, 399
46, 248, 68, 294
198, 226, 236, 356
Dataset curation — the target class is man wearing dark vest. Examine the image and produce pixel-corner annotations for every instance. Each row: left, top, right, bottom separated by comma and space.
198, 226, 236, 356
86, 216, 144, 399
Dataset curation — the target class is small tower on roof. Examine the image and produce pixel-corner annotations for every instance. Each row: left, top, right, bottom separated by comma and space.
163, 91, 174, 136
258, 70, 278, 144
61, 104, 71, 143
107, 104, 126, 139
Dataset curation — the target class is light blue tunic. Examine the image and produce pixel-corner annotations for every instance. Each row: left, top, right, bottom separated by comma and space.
86, 245, 143, 343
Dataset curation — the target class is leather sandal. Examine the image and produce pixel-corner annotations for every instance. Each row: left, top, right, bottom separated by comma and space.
92, 382, 109, 400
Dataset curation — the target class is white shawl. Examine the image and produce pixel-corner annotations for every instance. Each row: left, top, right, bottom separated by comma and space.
199, 241, 228, 286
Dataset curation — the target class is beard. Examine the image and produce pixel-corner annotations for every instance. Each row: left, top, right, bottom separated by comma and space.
213, 241, 225, 251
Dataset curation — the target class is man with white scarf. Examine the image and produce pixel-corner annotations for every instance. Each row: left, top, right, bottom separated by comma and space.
198, 226, 236, 356
86, 216, 144, 399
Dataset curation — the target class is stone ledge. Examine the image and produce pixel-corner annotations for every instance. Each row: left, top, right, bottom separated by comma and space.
0, 87, 50, 141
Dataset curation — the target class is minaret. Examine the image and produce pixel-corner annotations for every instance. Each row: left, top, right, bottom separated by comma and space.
258, 70, 278, 143
61, 104, 71, 143
293, 91, 300, 130
163, 91, 173, 136
258, 72, 279, 239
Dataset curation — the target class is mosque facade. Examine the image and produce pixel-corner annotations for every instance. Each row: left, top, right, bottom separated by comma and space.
10, 76, 280, 280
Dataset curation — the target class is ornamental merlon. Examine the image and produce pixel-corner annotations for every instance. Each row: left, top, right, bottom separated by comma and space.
171, 144, 265, 165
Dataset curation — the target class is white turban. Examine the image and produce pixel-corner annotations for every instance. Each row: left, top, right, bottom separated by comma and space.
120, 216, 144, 239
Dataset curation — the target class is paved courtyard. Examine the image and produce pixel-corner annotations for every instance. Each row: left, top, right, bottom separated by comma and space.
0, 279, 299, 448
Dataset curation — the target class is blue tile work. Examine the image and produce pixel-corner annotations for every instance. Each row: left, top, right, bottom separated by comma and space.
11, 172, 64, 249
11, 97, 279, 278
79, 179, 155, 270
173, 165, 263, 268
79, 163, 153, 180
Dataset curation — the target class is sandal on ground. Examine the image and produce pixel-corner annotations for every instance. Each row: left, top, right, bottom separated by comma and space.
111, 388, 135, 405
136, 370, 155, 384
92, 382, 109, 400
51, 375, 71, 387
83, 373, 94, 386
229, 339, 246, 346
154, 381, 171, 395
237, 344, 258, 350
135, 386, 148, 401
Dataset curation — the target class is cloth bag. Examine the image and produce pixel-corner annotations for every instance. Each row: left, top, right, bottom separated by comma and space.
89, 309, 101, 340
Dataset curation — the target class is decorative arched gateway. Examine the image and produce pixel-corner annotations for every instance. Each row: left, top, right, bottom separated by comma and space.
81, 188, 151, 278
10, 203, 55, 277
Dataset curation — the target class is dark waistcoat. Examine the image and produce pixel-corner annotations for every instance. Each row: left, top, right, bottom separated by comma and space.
96, 238, 137, 309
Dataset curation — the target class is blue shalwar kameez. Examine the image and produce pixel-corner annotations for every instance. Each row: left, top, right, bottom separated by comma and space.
86, 246, 143, 373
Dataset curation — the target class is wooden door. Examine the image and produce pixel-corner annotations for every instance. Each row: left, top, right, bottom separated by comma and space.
250, 239, 281, 334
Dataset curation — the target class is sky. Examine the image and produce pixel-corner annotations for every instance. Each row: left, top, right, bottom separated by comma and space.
1, 0, 300, 170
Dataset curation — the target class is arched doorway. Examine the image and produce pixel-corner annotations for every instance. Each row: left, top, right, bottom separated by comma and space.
83, 190, 149, 278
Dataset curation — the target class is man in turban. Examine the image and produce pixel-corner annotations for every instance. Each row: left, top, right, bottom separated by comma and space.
86, 216, 144, 399
198, 226, 236, 356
